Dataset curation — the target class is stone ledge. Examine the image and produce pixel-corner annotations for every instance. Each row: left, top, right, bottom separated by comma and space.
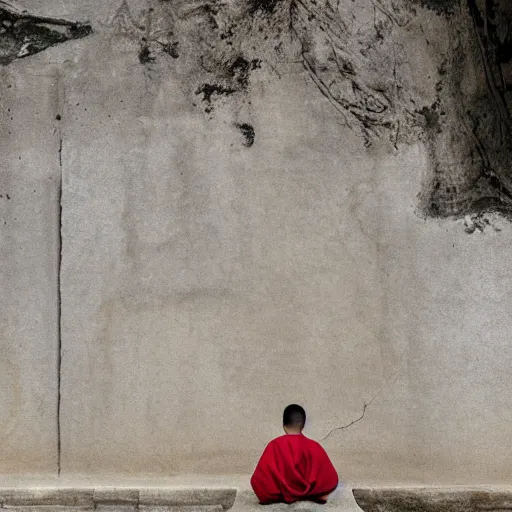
0, 489, 94, 507
2, 486, 512, 512
1, 508, 93, 512
140, 506, 224, 512
93, 488, 139, 505
0, 486, 361, 512
232, 485, 363, 511
0, 488, 237, 512
352, 487, 512, 512
138, 489, 236, 509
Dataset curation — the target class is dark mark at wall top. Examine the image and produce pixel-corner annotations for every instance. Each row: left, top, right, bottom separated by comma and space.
248, 0, 282, 15
0, 3, 92, 65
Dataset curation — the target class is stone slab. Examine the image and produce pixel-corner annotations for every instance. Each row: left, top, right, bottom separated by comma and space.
139, 489, 237, 509
93, 488, 139, 505
1, 508, 92, 512
232, 485, 364, 512
1, 487, 512, 512
352, 488, 512, 512
0, 489, 94, 507
96, 506, 137, 512
139, 506, 224, 512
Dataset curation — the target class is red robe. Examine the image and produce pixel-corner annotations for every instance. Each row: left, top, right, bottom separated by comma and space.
250, 434, 339, 504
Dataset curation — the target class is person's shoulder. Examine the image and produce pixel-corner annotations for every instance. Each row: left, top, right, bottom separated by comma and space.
264, 435, 285, 448
302, 435, 328, 451
268, 435, 287, 444
301, 434, 317, 443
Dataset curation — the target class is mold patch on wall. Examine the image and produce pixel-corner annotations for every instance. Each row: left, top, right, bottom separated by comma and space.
248, 0, 283, 15
410, 0, 459, 15
417, 0, 512, 221
0, 1, 92, 65
236, 123, 255, 147
102, 0, 512, 222
62, 0, 512, 224
108, 0, 282, 118
107, 0, 421, 140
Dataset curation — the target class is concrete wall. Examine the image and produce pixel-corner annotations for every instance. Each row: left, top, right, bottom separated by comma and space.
1, 0, 512, 484
0, 62, 61, 474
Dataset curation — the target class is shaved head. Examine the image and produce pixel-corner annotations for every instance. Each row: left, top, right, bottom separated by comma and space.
283, 404, 306, 430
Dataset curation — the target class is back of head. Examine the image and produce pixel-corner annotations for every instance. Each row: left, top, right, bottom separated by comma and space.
283, 404, 306, 431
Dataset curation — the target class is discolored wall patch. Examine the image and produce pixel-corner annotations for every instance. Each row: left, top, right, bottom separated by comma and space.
417, 0, 512, 222
6, 0, 512, 226
236, 123, 255, 147
101, 0, 512, 224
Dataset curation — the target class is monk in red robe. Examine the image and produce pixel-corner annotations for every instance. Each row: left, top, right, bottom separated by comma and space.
251, 404, 339, 505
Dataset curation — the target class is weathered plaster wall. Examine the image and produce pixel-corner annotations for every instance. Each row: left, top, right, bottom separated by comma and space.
0, 62, 61, 473
1, 0, 512, 483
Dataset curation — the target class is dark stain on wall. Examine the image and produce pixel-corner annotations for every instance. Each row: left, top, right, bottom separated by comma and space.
0, 3, 92, 65
162, 41, 179, 58
7, 0, 507, 228
195, 84, 236, 113
417, 0, 512, 222
236, 123, 256, 147
109, 0, 281, 118
248, 0, 282, 15
410, 0, 459, 15
139, 43, 155, 64
123, 0, 510, 223
228, 57, 262, 89
418, 104, 441, 134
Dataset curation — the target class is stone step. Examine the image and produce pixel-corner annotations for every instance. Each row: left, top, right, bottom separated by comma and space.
0, 486, 361, 512
0, 486, 511, 512
352, 487, 512, 512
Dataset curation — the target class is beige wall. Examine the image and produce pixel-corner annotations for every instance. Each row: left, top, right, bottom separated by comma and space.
1, 0, 512, 483
0, 63, 61, 474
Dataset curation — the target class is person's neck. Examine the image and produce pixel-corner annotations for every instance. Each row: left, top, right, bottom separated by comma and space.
284, 427, 303, 435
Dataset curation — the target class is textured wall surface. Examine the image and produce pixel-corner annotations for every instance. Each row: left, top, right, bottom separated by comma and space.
1, 0, 512, 483
0, 62, 62, 474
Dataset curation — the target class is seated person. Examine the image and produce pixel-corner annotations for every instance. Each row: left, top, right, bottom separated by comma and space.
251, 404, 339, 505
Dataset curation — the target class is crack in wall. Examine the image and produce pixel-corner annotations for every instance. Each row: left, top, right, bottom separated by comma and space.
54, 66, 64, 477
319, 349, 407, 442
319, 397, 376, 441
57, 134, 62, 477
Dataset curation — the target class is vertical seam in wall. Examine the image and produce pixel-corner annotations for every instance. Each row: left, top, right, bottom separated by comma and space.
54, 64, 65, 478
57, 133, 63, 477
